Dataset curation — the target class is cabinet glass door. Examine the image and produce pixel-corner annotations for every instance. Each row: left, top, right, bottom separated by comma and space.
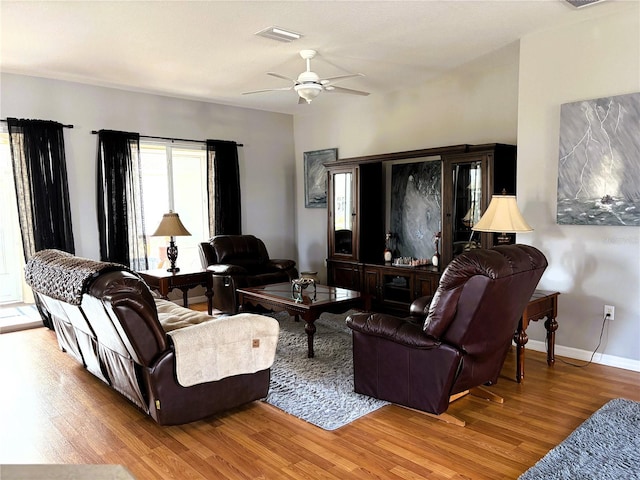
442, 157, 487, 266
382, 273, 412, 305
332, 171, 353, 255
451, 160, 482, 257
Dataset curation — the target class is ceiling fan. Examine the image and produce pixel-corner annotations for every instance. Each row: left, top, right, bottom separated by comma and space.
243, 49, 370, 104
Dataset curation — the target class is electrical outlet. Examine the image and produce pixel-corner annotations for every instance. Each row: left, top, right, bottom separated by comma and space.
604, 305, 615, 320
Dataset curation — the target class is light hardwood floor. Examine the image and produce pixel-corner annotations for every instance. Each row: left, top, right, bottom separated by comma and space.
1, 314, 639, 479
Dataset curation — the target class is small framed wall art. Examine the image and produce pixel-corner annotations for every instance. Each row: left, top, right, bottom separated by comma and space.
304, 148, 337, 208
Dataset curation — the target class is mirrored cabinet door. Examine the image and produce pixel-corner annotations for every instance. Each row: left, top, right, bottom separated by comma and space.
442, 154, 488, 267
328, 167, 357, 260
333, 171, 354, 254
327, 161, 384, 278
442, 145, 517, 267
452, 159, 483, 252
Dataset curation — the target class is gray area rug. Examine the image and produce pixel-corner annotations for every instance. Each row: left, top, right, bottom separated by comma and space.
519, 398, 640, 479
264, 310, 388, 430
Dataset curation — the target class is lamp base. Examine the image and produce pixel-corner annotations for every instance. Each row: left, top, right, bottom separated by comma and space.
167, 238, 180, 273
496, 233, 512, 245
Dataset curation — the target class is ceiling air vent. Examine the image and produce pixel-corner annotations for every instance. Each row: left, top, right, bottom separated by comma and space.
255, 26, 303, 43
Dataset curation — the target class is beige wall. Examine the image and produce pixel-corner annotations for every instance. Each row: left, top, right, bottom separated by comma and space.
517, 4, 640, 365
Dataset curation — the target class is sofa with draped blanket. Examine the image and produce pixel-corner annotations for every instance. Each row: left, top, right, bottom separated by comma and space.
25, 249, 279, 426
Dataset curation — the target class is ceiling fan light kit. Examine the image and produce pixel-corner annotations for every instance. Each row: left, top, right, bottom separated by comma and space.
243, 49, 370, 104
295, 83, 323, 103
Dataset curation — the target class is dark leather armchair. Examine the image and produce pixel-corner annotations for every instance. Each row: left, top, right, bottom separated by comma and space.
346, 244, 547, 424
199, 235, 298, 313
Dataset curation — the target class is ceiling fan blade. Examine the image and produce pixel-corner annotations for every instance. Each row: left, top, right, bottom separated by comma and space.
324, 85, 370, 96
242, 86, 293, 95
267, 72, 297, 83
320, 73, 364, 85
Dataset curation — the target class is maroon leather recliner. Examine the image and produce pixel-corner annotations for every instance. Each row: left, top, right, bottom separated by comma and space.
199, 235, 298, 313
346, 244, 547, 417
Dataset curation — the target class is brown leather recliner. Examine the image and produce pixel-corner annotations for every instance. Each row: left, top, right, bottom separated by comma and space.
199, 235, 298, 313
346, 244, 547, 423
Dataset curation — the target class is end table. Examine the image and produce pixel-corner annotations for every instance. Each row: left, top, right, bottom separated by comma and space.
138, 268, 213, 315
514, 289, 560, 383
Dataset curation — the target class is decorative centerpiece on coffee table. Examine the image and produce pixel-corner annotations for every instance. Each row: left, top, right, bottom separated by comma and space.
292, 277, 316, 295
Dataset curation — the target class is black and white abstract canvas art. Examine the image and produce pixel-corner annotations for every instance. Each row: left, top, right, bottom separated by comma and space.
390, 160, 441, 258
557, 92, 640, 226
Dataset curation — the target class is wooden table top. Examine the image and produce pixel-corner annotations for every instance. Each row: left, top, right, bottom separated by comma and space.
237, 282, 362, 310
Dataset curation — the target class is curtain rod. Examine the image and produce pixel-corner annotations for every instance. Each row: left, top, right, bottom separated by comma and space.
90, 130, 243, 147
1, 119, 74, 128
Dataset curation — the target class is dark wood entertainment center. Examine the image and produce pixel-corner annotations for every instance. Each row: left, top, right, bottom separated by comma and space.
326, 143, 516, 315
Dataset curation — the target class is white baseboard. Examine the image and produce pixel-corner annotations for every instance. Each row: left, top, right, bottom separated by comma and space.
526, 339, 640, 373
0, 319, 43, 334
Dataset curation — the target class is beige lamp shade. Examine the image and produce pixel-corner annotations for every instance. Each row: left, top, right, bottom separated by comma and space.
472, 195, 533, 233
152, 211, 191, 237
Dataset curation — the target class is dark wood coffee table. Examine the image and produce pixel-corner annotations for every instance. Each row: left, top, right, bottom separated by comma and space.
237, 282, 368, 358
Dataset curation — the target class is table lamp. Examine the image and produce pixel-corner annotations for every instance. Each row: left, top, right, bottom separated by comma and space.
472, 193, 533, 244
152, 211, 191, 272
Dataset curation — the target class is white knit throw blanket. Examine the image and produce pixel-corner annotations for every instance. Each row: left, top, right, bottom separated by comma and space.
161, 304, 279, 387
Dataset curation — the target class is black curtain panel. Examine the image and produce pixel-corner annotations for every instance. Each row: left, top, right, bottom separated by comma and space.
8, 118, 75, 260
206, 140, 241, 236
96, 130, 148, 269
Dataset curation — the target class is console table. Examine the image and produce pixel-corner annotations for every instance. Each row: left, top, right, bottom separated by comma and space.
514, 289, 560, 383
138, 268, 213, 315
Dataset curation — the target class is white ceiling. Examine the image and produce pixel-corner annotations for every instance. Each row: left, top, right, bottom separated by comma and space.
0, 0, 627, 115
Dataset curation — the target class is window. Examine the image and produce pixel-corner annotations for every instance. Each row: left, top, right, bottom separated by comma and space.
140, 141, 208, 271
0, 130, 25, 303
